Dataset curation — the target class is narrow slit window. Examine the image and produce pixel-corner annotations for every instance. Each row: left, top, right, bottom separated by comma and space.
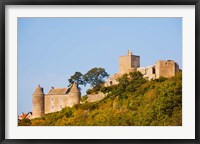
152, 68, 155, 74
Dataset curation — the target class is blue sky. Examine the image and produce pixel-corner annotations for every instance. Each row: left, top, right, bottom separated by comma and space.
18, 18, 182, 115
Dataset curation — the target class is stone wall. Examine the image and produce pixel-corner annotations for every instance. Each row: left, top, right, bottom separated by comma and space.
145, 65, 156, 80
32, 95, 44, 118
137, 67, 146, 75
131, 55, 140, 69
44, 93, 80, 114
45, 95, 67, 114
87, 92, 106, 103
155, 60, 179, 79
104, 73, 122, 87
66, 93, 80, 107
119, 51, 140, 74
137, 66, 156, 80
119, 56, 131, 74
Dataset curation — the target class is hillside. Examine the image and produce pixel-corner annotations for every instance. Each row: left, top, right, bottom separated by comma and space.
19, 71, 182, 126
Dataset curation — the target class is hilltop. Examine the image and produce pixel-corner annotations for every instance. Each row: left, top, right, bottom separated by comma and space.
19, 71, 182, 126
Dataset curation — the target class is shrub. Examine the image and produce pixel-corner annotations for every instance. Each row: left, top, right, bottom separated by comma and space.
18, 118, 31, 126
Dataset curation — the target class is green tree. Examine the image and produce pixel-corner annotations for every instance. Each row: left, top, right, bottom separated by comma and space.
68, 72, 86, 87
83, 67, 109, 88
117, 73, 128, 86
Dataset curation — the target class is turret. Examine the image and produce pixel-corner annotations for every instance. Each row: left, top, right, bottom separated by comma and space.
67, 82, 81, 107
32, 85, 44, 118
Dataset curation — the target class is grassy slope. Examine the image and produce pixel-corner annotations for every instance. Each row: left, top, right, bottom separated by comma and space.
19, 71, 182, 126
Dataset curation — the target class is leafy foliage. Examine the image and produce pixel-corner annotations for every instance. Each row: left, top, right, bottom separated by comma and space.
18, 118, 32, 126
83, 67, 109, 88
20, 71, 182, 126
81, 95, 88, 103
86, 84, 104, 94
68, 72, 86, 88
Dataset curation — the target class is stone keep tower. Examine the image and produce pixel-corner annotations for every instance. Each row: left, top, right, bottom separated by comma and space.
119, 50, 140, 74
32, 85, 44, 118
67, 83, 81, 107
155, 60, 179, 79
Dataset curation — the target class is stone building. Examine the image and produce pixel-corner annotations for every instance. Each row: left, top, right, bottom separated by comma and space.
18, 112, 32, 121
105, 50, 180, 86
32, 50, 180, 116
137, 60, 179, 80
104, 50, 140, 87
119, 50, 140, 74
32, 83, 81, 118
155, 60, 179, 79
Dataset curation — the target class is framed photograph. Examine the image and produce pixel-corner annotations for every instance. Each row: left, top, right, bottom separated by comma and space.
1, 0, 199, 143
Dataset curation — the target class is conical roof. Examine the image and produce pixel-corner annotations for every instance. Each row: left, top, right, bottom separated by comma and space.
33, 85, 44, 95
70, 82, 80, 93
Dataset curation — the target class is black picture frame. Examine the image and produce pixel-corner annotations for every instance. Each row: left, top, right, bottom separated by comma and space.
0, 0, 199, 144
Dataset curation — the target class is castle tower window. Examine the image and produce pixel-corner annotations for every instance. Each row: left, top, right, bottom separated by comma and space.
51, 105, 54, 110
152, 67, 155, 74
59, 97, 62, 101
110, 81, 113, 85
60, 105, 62, 109
51, 98, 54, 101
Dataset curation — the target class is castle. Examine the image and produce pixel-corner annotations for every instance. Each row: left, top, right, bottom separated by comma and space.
104, 50, 180, 86
32, 50, 180, 118
32, 83, 81, 118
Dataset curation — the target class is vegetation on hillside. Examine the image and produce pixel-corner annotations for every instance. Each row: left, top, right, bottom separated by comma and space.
19, 71, 182, 126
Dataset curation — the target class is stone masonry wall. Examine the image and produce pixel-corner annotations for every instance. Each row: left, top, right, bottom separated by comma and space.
119, 56, 131, 74
45, 93, 80, 114
119, 54, 140, 74
137, 66, 156, 80
87, 92, 106, 103
32, 95, 44, 118
131, 55, 140, 68
145, 66, 156, 80
45, 95, 67, 114
66, 93, 80, 107
155, 60, 178, 79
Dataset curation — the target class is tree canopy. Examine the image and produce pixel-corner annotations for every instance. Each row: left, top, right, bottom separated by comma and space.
20, 71, 182, 126
68, 72, 86, 87
83, 67, 109, 88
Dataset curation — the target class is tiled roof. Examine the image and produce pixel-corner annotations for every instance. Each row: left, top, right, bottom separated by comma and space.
18, 112, 32, 120
20, 114, 27, 119
48, 88, 69, 95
